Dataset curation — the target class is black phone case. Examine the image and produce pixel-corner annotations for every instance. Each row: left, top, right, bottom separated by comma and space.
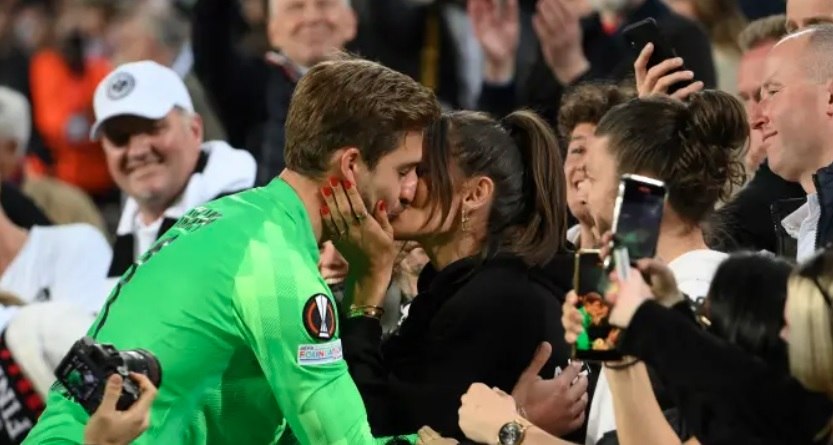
622, 17, 689, 94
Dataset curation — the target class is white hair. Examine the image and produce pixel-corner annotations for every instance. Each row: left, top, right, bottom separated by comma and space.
119, 0, 190, 53
0, 87, 31, 157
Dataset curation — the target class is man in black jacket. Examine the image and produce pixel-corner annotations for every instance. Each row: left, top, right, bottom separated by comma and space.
713, 15, 805, 256
192, 0, 357, 185
756, 25, 833, 262
475, 0, 716, 122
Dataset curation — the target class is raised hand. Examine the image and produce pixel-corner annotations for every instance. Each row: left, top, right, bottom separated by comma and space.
320, 177, 397, 278
634, 43, 704, 101
606, 265, 653, 328
468, 0, 521, 83
532, 0, 588, 84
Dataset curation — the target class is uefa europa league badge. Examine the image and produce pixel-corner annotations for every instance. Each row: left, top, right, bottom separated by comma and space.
302, 294, 336, 341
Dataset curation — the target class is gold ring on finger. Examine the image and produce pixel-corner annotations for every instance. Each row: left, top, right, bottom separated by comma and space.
355, 211, 368, 224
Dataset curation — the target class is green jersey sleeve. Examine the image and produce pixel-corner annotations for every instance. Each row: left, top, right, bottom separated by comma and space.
21, 389, 85, 444
231, 221, 411, 445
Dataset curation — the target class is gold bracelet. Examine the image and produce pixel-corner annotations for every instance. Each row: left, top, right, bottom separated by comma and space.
348, 304, 385, 319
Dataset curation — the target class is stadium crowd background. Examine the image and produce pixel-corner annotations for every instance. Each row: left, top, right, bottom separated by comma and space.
0, 0, 830, 444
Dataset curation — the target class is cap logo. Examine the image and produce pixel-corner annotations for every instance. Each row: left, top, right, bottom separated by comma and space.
106, 72, 136, 100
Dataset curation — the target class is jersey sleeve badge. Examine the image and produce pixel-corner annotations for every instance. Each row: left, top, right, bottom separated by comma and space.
302, 294, 336, 341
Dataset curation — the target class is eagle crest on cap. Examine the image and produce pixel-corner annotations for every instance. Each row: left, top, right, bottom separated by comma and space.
106, 72, 136, 100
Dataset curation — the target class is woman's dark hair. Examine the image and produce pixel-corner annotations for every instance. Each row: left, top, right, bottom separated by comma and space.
595, 91, 748, 226
422, 110, 566, 267
706, 252, 793, 370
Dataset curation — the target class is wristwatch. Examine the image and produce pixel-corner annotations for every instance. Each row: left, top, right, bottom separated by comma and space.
498, 420, 529, 445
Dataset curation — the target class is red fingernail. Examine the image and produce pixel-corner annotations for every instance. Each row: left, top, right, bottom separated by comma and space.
379, 201, 386, 212
321, 205, 329, 215
322, 186, 332, 197
330, 177, 340, 187
342, 179, 352, 190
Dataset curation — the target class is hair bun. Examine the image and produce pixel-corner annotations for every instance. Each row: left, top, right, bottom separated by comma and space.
685, 90, 749, 152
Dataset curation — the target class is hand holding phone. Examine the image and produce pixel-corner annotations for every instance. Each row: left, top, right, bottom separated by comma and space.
623, 18, 703, 100
610, 174, 667, 261
572, 250, 622, 362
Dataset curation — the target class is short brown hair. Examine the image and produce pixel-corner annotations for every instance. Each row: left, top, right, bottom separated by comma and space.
557, 82, 636, 142
284, 56, 440, 177
738, 14, 787, 52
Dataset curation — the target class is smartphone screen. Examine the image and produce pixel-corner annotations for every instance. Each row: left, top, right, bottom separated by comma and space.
611, 175, 666, 260
573, 250, 622, 362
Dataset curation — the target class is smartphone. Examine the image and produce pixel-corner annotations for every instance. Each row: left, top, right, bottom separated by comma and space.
611, 174, 667, 261
622, 17, 690, 94
572, 250, 622, 362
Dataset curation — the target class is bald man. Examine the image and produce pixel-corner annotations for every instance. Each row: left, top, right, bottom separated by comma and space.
758, 24, 833, 260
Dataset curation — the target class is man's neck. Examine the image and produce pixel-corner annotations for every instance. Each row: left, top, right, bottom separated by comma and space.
137, 206, 167, 226
655, 212, 709, 264
799, 147, 833, 194
579, 223, 598, 249
0, 214, 28, 276
279, 169, 325, 243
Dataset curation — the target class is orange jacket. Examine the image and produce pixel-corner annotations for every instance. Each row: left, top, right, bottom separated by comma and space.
28, 50, 114, 197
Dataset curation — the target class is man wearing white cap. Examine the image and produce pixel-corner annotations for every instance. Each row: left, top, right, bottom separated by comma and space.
92, 60, 256, 294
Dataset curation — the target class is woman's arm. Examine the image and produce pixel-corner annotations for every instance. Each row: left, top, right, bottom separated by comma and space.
458, 383, 577, 445
605, 361, 683, 445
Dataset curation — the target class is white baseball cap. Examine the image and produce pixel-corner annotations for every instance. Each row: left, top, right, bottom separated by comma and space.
90, 60, 194, 140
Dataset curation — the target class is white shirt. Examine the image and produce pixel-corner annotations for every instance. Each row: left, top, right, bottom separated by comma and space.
585, 249, 727, 444
781, 194, 820, 263
567, 224, 582, 246
103, 141, 257, 296
0, 224, 112, 330
668, 249, 729, 302
134, 216, 163, 260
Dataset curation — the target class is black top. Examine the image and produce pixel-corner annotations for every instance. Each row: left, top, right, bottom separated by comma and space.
1, 182, 51, 228
342, 254, 571, 440
619, 301, 833, 444
713, 163, 805, 254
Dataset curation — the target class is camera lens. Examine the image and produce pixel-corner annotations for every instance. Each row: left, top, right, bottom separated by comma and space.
119, 349, 162, 388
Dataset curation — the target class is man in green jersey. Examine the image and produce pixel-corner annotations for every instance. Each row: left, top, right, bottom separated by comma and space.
23, 56, 440, 444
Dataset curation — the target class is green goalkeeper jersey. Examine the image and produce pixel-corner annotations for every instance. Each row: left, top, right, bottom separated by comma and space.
24, 179, 411, 445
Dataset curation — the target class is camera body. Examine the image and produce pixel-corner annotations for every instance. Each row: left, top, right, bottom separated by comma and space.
54, 337, 162, 415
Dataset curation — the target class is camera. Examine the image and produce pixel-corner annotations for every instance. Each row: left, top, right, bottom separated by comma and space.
54, 337, 162, 415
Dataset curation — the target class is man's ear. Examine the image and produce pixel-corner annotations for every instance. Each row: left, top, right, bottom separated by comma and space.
461, 176, 494, 212
336, 147, 361, 183
341, 7, 358, 43
189, 112, 204, 142
826, 79, 833, 117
